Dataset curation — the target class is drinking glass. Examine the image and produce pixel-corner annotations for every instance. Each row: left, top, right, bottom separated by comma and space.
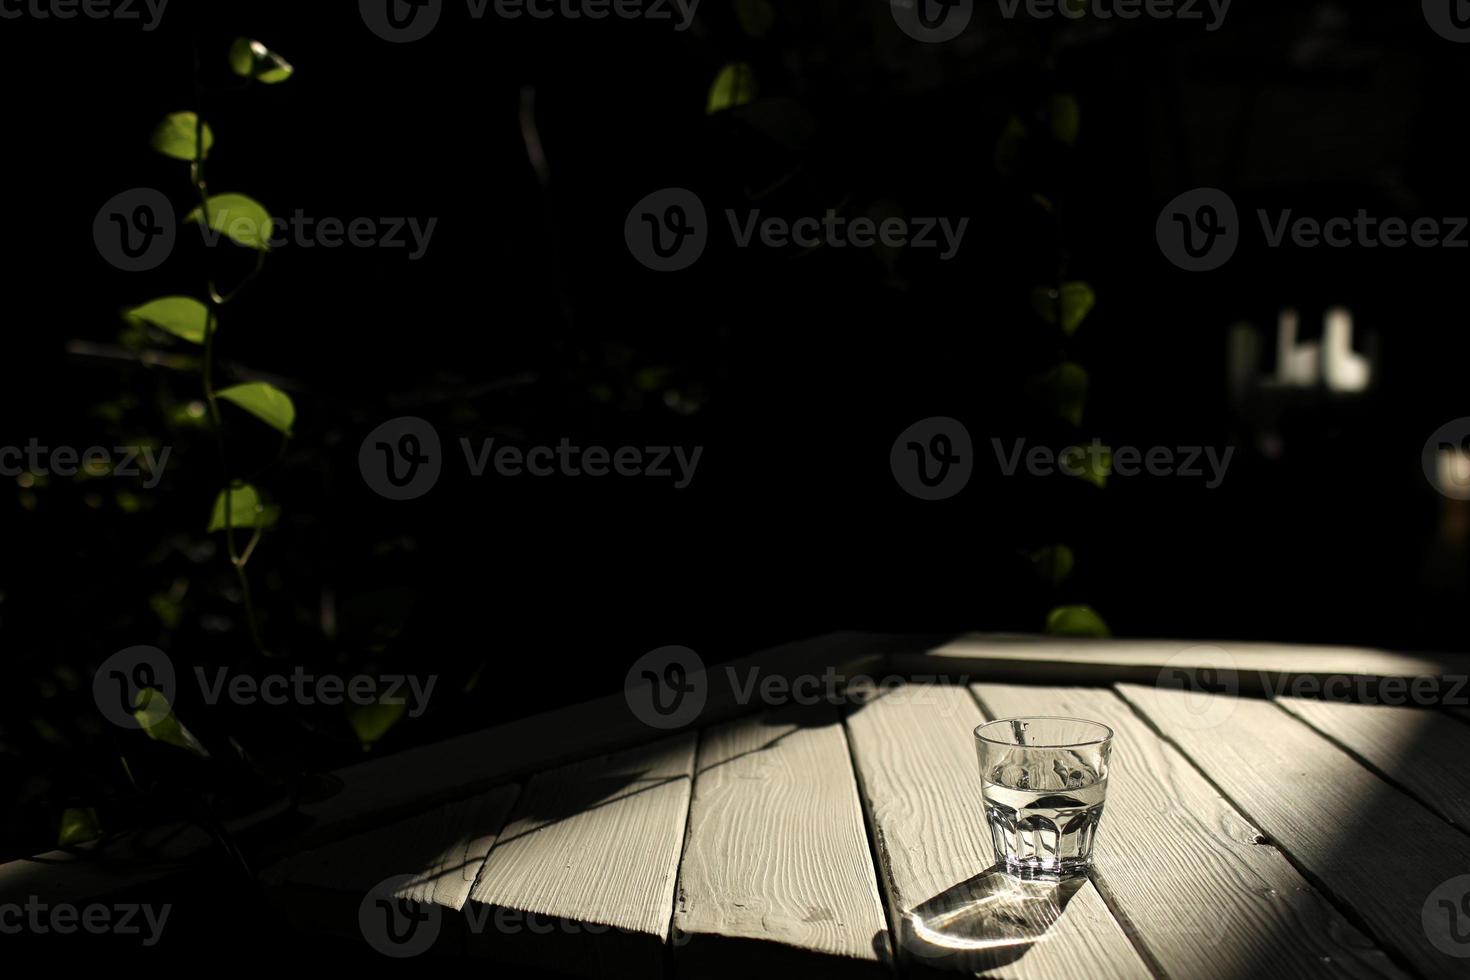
974, 717, 1113, 879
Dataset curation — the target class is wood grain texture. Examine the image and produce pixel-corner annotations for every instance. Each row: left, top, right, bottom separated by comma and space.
466, 734, 696, 976
896, 636, 1461, 700
261, 785, 519, 955
975, 683, 1404, 980
272, 784, 520, 909
297, 632, 892, 852
673, 705, 888, 977
1118, 683, 1470, 979
844, 684, 1151, 979
1277, 697, 1470, 830
293, 633, 1466, 857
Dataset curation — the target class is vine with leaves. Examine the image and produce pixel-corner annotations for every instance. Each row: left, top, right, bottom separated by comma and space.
124, 37, 296, 661
997, 85, 1113, 639
49, 35, 307, 867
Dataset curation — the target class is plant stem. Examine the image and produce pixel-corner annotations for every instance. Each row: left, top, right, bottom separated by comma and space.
193, 40, 266, 658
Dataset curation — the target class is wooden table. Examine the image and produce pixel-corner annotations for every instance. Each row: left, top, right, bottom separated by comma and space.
250, 636, 1470, 976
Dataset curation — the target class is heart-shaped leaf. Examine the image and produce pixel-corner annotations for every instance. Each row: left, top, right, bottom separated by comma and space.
1031, 282, 1096, 336
58, 807, 101, 847
229, 37, 294, 84
1025, 545, 1075, 585
1050, 93, 1081, 145
1045, 604, 1112, 638
1027, 362, 1090, 427
133, 689, 210, 757
708, 62, 757, 115
187, 194, 274, 251
124, 296, 211, 345
1065, 444, 1111, 489
217, 382, 295, 435
347, 697, 409, 749
150, 112, 214, 161
207, 483, 280, 533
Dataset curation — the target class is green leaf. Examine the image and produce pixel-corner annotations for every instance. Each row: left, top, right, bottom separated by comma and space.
1031, 282, 1097, 336
708, 62, 757, 115
1027, 362, 1090, 427
217, 382, 295, 435
229, 37, 294, 84
150, 111, 214, 161
735, 0, 775, 37
187, 194, 274, 251
58, 807, 100, 847
1025, 545, 1075, 585
123, 296, 211, 345
133, 689, 209, 757
207, 483, 280, 533
347, 697, 408, 749
1065, 445, 1111, 489
1045, 605, 1112, 638
1050, 93, 1081, 146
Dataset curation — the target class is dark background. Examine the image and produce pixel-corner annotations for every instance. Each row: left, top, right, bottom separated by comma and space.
4, 0, 1470, 862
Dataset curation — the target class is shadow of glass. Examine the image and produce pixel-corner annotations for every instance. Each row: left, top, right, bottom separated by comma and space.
897, 865, 1086, 974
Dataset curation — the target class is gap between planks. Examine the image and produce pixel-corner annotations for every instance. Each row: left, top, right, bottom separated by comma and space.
671, 705, 889, 978
1116, 683, 1470, 980
972, 682, 1404, 980
1275, 696, 1470, 833
844, 683, 1152, 980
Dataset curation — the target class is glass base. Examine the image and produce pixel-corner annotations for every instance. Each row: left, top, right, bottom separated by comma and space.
1000, 856, 1091, 881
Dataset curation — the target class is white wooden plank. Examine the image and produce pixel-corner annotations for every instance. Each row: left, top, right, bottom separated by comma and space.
673, 706, 888, 977
274, 784, 520, 909
261, 785, 520, 955
922, 635, 1452, 675
895, 636, 1458, 698
1118, 683, 1470, 979
296, 632, 889, 851
466, 734, 696, 976
1277, 697, 1470, 830
844, 684, 1150, 979
975, 683, 1404, 979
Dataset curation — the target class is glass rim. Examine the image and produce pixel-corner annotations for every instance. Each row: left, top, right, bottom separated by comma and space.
973, 716, 1115, 748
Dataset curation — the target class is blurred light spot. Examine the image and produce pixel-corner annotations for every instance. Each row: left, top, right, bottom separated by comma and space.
1438, 448, 1470, 496
1323, 307, 1371, 392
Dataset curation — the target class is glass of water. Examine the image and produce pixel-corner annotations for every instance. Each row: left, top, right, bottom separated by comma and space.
974, 717, 1114, 880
